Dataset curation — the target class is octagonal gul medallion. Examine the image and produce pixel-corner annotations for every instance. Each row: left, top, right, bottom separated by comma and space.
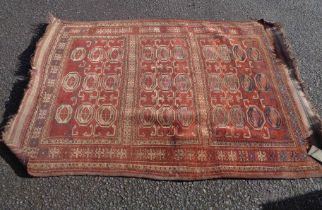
217, 45, 231, 62
224, 74, 239, 93
232, 45, 247, 61
139, 107, 156, 127
142, 46, 154, 61
177, 106, 194, 127
108, 47, 124, 62
246, 105, 265, 129
246, 47, 262, 61
55, 104, 73, 124
202, 45, 218, 62
157, 106, 175, 127
265, 106, 282, 129
212, 105, 229, 128
156, 46, 170, 61
141, 72, 156, 91
230, 106, 245, 128
75, 104, 94, 125
158, 74, 172, 91
62, 72, 81, 92
173, 46, 187, 60
240, 74, 255, 92
255, 73, 270, 91
208, 74, 222, 92
82, 73, 99, 91
88, 47, 105, 63
101, 74, 119, 91
70, 47, 87, 62
95, 105, 116, 126
175, 74, 192, 92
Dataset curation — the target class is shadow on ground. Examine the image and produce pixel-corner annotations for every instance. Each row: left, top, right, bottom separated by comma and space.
262, 190, 322, 210
0, 23, 48, 177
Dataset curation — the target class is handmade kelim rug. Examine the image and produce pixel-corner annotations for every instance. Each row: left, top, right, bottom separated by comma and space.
2, 17, 322, 179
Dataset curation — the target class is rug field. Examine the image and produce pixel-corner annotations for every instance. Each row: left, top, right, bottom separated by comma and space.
3, 17, 322, 179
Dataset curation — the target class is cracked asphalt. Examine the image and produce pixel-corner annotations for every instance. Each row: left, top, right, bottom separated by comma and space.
0, 0, 322, 209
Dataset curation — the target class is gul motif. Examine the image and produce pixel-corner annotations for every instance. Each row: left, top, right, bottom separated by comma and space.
142, 46, 154, 61
156, 46, 171, 61
141, 73, 156, 91
208, 74, 222, 92
175, 74, 192, 92
158, 74, 172, 91
265, 106, 282, 128
101, 74, 119, 91
246, 105, 265, 129
246, 47, 262, 61
157, 106, 175, 127
210, 106, 245, 129
212, 105, 229, 127
217, 45, 231, 62
139, 107, 156, 126
202, 45, 218, 61
88, 47, 105, 63
173, 46, 187, 60
70, 47, 87, 62
240, 74, 255, 92
62, 72, 81, 92
230, 106, 244, 128
95, 105, 116, 126
55, 104, 73, 124
108, 47, 124, 62
177, 106, 194, 127
255, 73, 270, 91
232, 45, 247, 61
224, 74, 239, 92
82, 73, 99, 91
75, 104, 94, 125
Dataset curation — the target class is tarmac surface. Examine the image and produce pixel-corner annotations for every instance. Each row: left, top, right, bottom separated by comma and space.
0, 0, 322, 209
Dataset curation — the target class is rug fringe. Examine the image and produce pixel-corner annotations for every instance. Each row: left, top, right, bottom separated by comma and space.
48, 13, 61, 24
258, 19, 322, 148
0, 69, 39, 163
1, 17, 61, 164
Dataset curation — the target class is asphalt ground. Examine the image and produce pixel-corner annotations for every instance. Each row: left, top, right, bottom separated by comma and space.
0, 0, 322, 209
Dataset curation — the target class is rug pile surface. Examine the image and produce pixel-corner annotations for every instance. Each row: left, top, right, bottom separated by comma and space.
3, 17, 322, 179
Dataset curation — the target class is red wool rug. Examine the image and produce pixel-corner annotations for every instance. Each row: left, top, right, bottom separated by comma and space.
3, 17, 322, 179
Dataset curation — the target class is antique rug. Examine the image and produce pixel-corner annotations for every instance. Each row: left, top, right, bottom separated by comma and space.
2, 17, 322, 179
